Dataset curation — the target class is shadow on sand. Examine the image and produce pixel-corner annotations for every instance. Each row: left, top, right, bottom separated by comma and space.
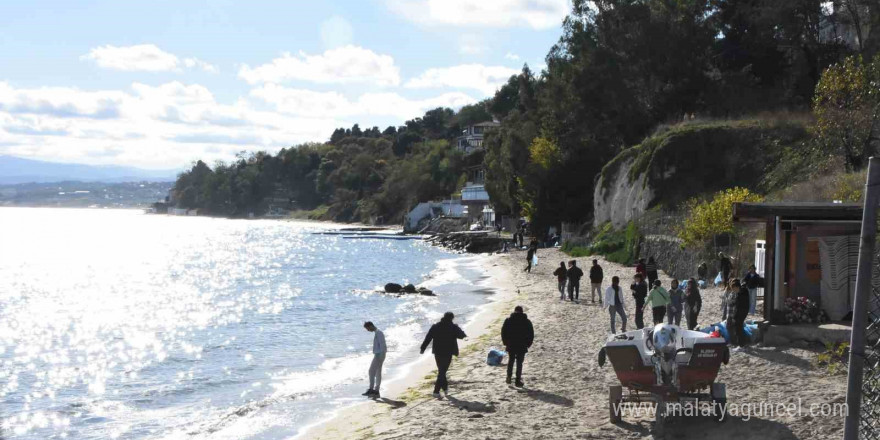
615, 413, 799, 439
445, 395, 496, 413
518, 387, 575, 407
744, 347, 815, 371
373, 397, 407, 409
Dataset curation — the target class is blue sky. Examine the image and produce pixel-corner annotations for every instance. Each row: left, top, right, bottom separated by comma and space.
0, 0, 568, 169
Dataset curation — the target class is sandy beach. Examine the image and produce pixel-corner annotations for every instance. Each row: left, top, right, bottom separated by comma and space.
299, 248, 847, 440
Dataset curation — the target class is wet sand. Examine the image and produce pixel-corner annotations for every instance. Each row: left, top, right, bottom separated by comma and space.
299, 248, 846, 439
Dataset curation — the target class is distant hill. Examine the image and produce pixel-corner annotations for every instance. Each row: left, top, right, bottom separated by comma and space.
0, 156, 180, 184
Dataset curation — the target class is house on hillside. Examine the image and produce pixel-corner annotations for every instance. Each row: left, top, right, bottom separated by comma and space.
456, 121, 500, 155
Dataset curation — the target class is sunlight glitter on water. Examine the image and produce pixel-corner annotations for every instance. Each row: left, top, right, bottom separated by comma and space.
0, 208, 489, 439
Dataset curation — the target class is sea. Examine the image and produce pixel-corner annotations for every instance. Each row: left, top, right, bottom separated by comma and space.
0, 208, 493, 439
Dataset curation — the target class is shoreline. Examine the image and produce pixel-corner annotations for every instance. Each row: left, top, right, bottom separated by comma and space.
294, 253, 517, 440
295, 248, 847, 440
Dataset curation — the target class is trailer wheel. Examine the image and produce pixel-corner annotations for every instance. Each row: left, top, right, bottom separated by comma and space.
711, 383, 727, 423
609, 385, 623, 423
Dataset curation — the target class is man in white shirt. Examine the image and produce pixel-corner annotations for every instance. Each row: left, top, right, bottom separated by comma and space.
363, 321, 387, 398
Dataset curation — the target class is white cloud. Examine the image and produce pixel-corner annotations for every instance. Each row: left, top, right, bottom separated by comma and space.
0, 81, 343, 168
183, 57, 219, 73
505, 52, 521, 61
238, 46, 400, 86
320, 16, 354, 48
81, 44, 217, 73
385, 0, 569, 29
405, 64, 519, 95
250, 83, 476, 120
0, 79, 478, 168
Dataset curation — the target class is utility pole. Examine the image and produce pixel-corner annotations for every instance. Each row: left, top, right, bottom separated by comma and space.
845, 157, 880, 440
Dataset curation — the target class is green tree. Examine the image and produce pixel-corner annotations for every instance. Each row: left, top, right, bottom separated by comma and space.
813, 54, 880, 171
679, 187, 764, 247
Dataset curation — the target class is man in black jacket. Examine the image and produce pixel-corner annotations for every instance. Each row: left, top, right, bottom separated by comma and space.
630, 274, 648, 329
501, 306, 534, 387
567, 260, 584, 303
589, 259, 604, 304
420, 312, 467, 397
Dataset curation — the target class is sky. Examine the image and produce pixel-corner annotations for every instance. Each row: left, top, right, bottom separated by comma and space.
0, 0, 569, 170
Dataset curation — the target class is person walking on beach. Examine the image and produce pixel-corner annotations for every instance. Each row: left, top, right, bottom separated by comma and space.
725, 279, 749, 348
684, 277, 702, 330
362, 321, 387, 398
644, 280, 670, 326
525, 245, 536, 273
743, 265, 762, 315
718, 252, 733, 285
605, 276, 627, 334
630, 274, 648, 329
589, 259, 604, 304
646, 256, 659, 287
501, 306, 534, 387
566, 260, 583, 303
667, 279, 683, 326
420, 312, 467, 398
553, 262, 567, 300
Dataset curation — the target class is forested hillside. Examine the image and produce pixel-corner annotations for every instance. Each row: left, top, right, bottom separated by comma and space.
173, 0, 880, 227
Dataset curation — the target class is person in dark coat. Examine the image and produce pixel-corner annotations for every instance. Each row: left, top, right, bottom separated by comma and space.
589, 259, 604, 304
724, 279, 750, 347
635, 258, 646, 277
525, 247, 535, 273
501, 306, 534, 387
684, 277, 702, 330
420, 312, 467, 397
743, 265, 762, 315
630, 273, 648, 329
646, 256, 659, 287
553, 262, 568, 300
718, 252, 733, 285
566, 260, 584, 302
697, 262, 708, 281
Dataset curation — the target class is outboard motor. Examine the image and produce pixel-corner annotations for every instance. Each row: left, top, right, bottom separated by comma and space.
650, 324, 680, 387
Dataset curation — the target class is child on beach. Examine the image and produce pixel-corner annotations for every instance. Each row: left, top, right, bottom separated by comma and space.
553, 262, 567, 300
420, 312, 467, 398
362, 321, 386, 398
644, 280, 670, 325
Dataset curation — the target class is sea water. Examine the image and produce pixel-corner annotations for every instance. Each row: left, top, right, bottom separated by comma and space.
0, 208, 491, 439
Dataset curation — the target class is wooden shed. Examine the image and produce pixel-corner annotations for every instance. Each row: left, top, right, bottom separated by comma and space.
732, 202, 864, 323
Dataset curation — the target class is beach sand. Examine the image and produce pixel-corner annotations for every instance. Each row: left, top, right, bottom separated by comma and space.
299, 249, 846, 439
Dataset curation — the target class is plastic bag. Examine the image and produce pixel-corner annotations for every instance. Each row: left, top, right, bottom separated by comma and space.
531, 254, 538, 268
714, 272, 723, 286
487, 348, 506, 366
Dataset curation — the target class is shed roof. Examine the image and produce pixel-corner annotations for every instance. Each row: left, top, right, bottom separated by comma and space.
732, 202, 863, 222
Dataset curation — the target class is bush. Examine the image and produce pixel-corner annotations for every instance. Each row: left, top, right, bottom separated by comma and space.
564, 221, 640, 265
678, 187, 763, 247
816, 342, 849, 375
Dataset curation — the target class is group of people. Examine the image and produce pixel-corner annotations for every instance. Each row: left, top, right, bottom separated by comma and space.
603, 273, 704, 333
359, 253, 763, 400
363, 307, 535, 399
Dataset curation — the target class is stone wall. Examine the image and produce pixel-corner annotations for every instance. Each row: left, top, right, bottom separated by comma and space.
593, 157, 653, 229
637, 234, 708, 282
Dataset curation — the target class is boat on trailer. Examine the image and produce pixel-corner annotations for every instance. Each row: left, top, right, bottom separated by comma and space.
598, 324, 730, 434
